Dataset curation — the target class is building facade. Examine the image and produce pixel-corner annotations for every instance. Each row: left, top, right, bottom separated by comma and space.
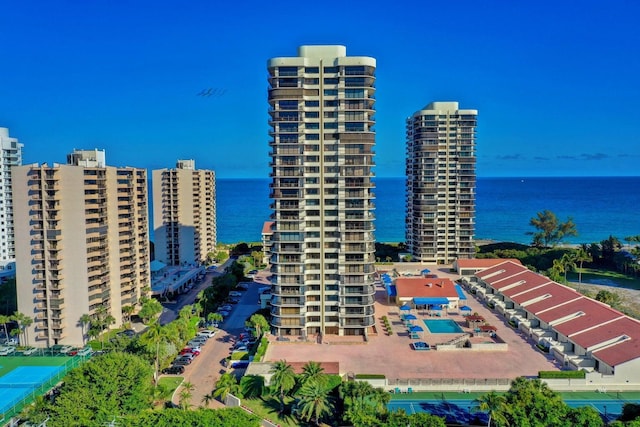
13, 149, 150, 346
405, 102, 477, 264
0, 127, 23, 262
267, 45, 376, 337
152, 159, 216, 266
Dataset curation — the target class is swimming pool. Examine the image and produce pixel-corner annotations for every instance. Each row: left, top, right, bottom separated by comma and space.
423, 319, 464, 334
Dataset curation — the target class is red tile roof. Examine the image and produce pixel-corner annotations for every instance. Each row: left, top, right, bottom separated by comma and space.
501, 272, 553, 298
539, 298, 624, 338
476, 261, 529, 285
456, 258, 522, 268
262, 221, 274, 234
395, 277, 459, 299
518, 283, 581, 312
573, 317, 640, 366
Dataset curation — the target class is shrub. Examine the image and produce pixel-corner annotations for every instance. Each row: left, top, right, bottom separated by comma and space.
539, 370, 585, 379
354, 374, 386, 379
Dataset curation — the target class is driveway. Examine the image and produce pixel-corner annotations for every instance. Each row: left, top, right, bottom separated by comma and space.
172, 277, 264, 407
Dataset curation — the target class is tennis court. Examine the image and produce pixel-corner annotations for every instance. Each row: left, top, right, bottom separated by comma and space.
388, 397, 639, 424
0, 356, 85, 421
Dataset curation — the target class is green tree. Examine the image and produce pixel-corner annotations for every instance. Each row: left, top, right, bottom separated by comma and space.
595, 289, 622, 308
270, 360, 296, 413
528, 210, 578, 248
473, 391, 509, 427
11, 311, 33, 345
122, 305, 135, 323
561, 252, 577, 283
30, 352, 153, 427
140, 320, 168, 386
295, 380, 335, 426
300, 361, 326, 387
179, 381, 195, 410
139, 298, 163, 324
240, 375, 266, 399
574, 246, 593, 286
213, 372, 241, 401
385, 410, 447, 427
79, 313, 92, 345
0, 314, 11, 343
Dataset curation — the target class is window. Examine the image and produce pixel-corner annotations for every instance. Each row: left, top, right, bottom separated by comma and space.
279, 100, 298, 110
278, 67, 298, 76
323, 66, 339, 73
324, 78, 339, 85
324, 111, 338, 118
305, 100, 319, 107
323, 89, 338, 96
305, 67, 319, 74
306, 123, 319, 130
305, 134, 319, 140
324, 100, 338, 107
305, 111, 319, 118
345, 89, 365, 98
324, 122, 338, 129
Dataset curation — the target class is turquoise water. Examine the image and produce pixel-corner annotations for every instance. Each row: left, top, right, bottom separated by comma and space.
423, 319, 464, 334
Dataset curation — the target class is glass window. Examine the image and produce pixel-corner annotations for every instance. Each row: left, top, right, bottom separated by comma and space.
279, 100, 298, 110
324, 122, 338, 129
305, 67, 319, 74
324, 100, 338, 107
323, 66, 339, 73
306, 134, 320, 140
324, 78, 339, 85
305, 111, 319, 118
278, 67, 298, 76
323, 89, 338, 96
305, 100, 319, 107
306, 123, 319, 129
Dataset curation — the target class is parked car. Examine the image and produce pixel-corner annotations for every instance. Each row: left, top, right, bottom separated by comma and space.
189, 337, 207, 346
229, 291, 242, 297
219, 304, 233, 311
181, 347, 200, 356
217, 310, 230, 317
232, 344, 248, 352
174, 356, 193, 365
226, 298, 240, 304
230, 360, 250, 369
162, 365, 185, 374
197, 330, 217, 338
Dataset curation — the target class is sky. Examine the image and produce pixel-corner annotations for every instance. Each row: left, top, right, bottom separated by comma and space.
1, 1, 639, 178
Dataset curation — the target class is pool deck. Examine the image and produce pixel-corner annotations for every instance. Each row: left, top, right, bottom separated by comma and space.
264, 265, 562, 385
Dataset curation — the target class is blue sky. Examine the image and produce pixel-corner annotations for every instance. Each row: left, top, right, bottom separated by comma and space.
1, 1, 638, 178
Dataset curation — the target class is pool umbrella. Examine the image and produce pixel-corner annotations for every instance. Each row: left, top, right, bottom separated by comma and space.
460, 305, 472, 311
421, 268, 431, 274
400, 304, 411, 311
403, 314, 417, 320
410, 325, 424, 333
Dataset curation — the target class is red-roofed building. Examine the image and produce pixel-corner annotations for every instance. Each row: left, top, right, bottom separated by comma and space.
454, 258, 522, 276
394, 277, 462, 309
471, 264, 640, 385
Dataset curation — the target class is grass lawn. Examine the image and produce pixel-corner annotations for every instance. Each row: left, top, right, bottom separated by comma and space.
157, 375, 184, 401
568, 268, 640, 289
0, 355, 71, 377
241, 396, 304, 427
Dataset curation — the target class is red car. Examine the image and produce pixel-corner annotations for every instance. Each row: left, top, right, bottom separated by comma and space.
180, 347, 200, 356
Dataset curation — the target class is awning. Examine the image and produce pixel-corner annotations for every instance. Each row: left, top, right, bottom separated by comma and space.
386, 283, 397, 297
455, 284, 467, 300
399, 304, 412, 311
413, 297, 450, 305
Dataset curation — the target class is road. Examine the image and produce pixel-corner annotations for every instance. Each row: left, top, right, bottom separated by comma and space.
165, 270, 265, 407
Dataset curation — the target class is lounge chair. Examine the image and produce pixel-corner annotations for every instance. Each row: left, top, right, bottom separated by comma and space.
394, 387, 400, 394
408, 387, 413, 393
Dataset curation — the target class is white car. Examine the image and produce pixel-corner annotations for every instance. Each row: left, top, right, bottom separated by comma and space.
229, 291, 242, 297
197, 330, 217, 338
232, 345, 248, 353
217, 310, 230, 317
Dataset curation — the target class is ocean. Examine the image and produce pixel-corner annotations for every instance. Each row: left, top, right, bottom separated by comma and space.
216, 177, 640, 245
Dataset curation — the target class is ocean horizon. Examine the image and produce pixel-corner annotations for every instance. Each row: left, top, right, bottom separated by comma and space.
213, 176, 640, 246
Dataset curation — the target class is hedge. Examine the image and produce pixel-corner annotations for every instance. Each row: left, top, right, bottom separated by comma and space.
539, 370, 585, 379
355, 374, 386, 379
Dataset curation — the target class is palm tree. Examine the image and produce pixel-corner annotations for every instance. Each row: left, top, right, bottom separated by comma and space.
560, 253, 576, 283
141, 320, 166, 386
213, 373, 241, 401
121, 305, 135, 324
201, 391, 215, 408
370, 387, 391, 413
0, 314, 11, 344
300, 361, 326, 386
270, 360, 296, 413
296, 380, 335, 426
248, 313, 269, 338
79, 314, 91, 345
240, 374, 266, 399
473, 391, 509, 427
573, 247, 592, 288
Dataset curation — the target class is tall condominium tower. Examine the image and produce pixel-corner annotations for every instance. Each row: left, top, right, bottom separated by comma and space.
13, 149, 150, 346
0, 127, 23, 262
405, 102, 477, 264
152, 159, 216, 266
267, 45, 376, 338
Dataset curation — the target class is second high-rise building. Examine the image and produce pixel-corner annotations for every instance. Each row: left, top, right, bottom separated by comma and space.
405, 101, 477, 264
152, 160, 216, 266
267, 45, 376, 338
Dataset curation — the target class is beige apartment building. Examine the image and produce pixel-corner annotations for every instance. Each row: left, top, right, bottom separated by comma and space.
405, 101, 477, 264
267, 45, 377, 337
152, 159, 216, 266
13, 149, 150, 347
